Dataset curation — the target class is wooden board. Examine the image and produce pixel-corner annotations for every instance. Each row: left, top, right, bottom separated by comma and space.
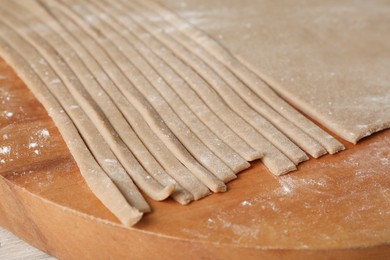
1, 56, 390, 259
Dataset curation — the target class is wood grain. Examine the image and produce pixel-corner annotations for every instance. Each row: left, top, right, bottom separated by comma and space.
0, 56, 390, 259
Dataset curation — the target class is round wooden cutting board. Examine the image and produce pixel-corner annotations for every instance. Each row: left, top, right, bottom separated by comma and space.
0, 57, 389, 259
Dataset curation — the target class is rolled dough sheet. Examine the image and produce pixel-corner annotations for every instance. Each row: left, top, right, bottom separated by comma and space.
156, 0, 390, 144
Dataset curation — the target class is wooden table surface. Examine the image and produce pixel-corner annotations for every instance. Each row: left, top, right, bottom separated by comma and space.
0, 56, 390, 259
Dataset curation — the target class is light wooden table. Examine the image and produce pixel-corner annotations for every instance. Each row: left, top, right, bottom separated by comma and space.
0, 226, 53, 259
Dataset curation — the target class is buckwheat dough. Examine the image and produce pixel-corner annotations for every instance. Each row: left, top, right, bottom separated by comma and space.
34, 1, 210, 201
94, 0, 297, 175
0, 7, 179, 203
145, 0, 346, 153
89, 0, 262, 163
0, 23, 144, 226
71, 0, 250, 174
134, 0, 328, 159
9, 1, 196, 205
41, 0, 227, 192
58, 0, 238, 183
152, 0, 390, 145
123, 0, 311, 165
